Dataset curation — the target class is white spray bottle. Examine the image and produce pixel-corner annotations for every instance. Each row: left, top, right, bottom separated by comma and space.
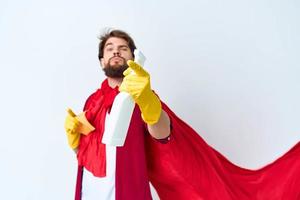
102, 49, 146, 146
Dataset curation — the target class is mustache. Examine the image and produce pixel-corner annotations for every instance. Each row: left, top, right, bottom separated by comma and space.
109, 56, 126, 62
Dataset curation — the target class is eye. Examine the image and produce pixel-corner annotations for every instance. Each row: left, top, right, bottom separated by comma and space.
106, 47, 113, 52
121, 47, 128, 51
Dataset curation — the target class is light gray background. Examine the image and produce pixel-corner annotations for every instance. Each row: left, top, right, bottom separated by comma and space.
0, 0, 299, 199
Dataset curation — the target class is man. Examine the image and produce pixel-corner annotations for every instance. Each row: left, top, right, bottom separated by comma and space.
65, 29, 171, 200
65, 29, 300, 200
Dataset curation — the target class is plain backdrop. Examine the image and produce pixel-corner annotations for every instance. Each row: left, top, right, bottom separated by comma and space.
0, 0, 299, 199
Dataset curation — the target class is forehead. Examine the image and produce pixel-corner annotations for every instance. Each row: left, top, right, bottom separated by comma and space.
104, 37, 129, 47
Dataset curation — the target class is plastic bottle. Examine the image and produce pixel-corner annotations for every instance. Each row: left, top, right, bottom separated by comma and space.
102, 49, 146, 146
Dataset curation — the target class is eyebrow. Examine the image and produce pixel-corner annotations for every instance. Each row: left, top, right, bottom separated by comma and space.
104, 43, 129, 48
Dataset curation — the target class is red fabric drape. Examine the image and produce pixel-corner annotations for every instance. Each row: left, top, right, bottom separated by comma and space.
76, 79, 119, 177
146, 103, 300, 200
75, 79, 300, 199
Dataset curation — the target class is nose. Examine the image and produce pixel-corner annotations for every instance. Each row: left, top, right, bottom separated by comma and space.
113, 49, 121, 57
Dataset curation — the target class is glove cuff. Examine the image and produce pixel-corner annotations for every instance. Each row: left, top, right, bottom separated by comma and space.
139, 91, 162, 125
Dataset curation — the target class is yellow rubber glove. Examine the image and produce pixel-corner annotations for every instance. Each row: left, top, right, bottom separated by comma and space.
119, 60, 162, 125
64, 108, 81, 149
64, 108, 95, 149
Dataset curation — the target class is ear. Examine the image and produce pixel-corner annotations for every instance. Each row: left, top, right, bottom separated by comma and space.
100, 58, 105, 69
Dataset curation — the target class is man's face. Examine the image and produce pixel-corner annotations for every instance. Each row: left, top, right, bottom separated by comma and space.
100, 37, 134, 78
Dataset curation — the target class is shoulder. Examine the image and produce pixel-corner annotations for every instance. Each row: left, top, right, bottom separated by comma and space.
83, 88, 102, 111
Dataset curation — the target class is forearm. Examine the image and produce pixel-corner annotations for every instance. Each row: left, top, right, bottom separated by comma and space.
147, 110, 170, 139
119, 60, 170, 139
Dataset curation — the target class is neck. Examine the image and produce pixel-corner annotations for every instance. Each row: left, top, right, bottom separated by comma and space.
107, 77, 123, 88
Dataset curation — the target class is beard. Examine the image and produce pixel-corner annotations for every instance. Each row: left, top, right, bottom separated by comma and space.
102, 57, 128, 78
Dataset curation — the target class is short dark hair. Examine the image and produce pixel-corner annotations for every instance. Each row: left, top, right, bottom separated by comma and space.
98, 29, 137, 60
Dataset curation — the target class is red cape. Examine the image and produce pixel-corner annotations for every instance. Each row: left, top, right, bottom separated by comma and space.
146, 102, 300, 199
75, 79, 300, 199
